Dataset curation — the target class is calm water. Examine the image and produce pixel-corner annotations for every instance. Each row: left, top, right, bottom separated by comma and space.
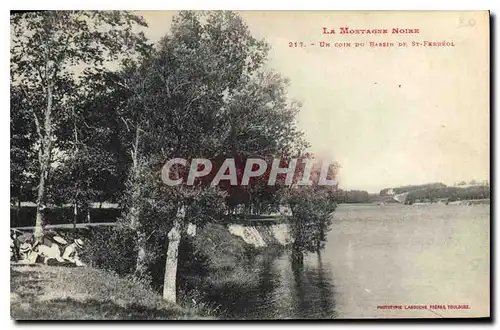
212, 204, 490, 319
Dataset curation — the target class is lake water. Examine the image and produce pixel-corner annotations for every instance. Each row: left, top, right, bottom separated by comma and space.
212, 204, 490, 319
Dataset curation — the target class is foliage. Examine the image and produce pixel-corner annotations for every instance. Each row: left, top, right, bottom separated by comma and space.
335, 189, 371, 203
84, 226, 139, 276
10, 87, 38, 204
110, 11, 309, 301
10, 11, 149, 234
406, 185, 490, 203
379, 183, 447, 196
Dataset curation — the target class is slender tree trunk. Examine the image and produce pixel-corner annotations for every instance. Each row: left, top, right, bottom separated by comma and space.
130, 190, 146, 278
125, 125, 152, 280
129, 180, 147, 278
163, 208, 184, 303
129, 165, 145, 276
134, 231, 148, 279
72, 107, 79, 230
34, 84, 53, 239
129, 125, 141, 228
34, 157, 48, 238
85, 181, 91, 223
16, 198, 21, 227
73, 202, 78, 229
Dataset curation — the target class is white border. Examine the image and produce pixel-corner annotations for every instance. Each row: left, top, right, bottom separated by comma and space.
2, 1, 497, 329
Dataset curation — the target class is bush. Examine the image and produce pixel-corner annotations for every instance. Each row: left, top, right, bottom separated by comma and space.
83, 226, 138, 276
176, 224, 260, 306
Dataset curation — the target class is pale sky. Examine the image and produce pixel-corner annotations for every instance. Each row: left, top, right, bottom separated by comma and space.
135, 11, 490, 193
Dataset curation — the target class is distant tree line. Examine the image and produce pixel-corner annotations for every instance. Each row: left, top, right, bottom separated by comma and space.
378, 182, 490, 204
334, 189, 371, 203
406, 185, 490, 203
379, 183, 447, 196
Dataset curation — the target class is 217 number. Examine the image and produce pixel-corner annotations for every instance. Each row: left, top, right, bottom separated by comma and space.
289, 41, 305, 48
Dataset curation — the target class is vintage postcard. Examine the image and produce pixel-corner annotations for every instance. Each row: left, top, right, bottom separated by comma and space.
10, 10, 490, 320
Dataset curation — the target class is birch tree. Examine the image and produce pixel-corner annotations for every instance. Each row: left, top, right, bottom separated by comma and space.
117, 11, 270, 301
119, 10, 310, 303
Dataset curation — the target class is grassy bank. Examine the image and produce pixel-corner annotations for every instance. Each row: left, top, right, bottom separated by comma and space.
10, 223, 288, 319
10, 264, 209, 320
186, 223, 286, 288
176, 223, 286, 317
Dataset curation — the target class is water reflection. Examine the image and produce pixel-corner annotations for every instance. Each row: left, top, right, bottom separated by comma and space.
203, 205, 489, 319
207, 252, 337, 320
289, 253, 337, 319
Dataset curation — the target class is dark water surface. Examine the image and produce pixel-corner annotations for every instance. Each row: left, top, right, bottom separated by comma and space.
208, 252, 337, 319
208, 204, 490, 319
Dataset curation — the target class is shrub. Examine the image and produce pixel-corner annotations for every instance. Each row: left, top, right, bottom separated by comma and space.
83, 226, 138, 276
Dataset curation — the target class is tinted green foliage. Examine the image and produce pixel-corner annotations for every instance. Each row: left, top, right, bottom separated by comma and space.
287, 186, 337, 255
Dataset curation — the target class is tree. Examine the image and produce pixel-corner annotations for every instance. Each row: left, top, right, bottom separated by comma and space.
216, 72, 309, 215
133, 11, 271, 302
287, 185, 337, 263
49, 69, 137, 226
118, 11, 309, 303
11, 86, 37, 206
284, 157, 339, 264
10, 11, 149, 238
335, 189, 370, 203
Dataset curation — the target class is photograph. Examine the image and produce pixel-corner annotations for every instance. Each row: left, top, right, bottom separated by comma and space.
9, 10, 490, 320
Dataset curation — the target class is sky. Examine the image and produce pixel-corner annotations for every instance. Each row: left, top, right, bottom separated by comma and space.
134, 11, 490, 193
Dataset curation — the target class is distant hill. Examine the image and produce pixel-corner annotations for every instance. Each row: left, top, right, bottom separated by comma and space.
379, 182, 490, 203
406, 185, 490, 203
379, 183, 447, 196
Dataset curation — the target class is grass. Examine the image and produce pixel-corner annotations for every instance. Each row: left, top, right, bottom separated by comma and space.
180, 223, 285, 307
190, 224, 264, 288
10, 264, 210, 320
10, 223, 288, 320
